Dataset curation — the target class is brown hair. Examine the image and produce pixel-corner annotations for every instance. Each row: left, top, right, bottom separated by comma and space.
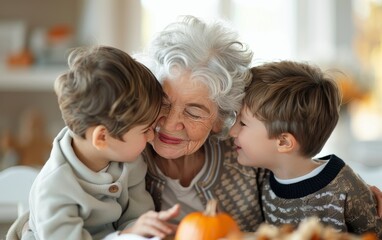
244, 60, 341, 157
54, 45, 165, 139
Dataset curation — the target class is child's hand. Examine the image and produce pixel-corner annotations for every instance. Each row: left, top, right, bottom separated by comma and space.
120, 204, 180, 238
370, 185, 382, 217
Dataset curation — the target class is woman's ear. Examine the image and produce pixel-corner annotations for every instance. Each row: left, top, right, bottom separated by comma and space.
277, 133, 296, 153
92, 125, 108, 150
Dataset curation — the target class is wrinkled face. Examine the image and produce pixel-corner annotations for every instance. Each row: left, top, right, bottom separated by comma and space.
152, 72, 220, 159
229, 106, 277, 168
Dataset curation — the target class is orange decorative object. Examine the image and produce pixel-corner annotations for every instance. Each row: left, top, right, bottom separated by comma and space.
7, 49, 33, 67
0, 109, 51, 167
174, 199, 240, 240
336, 76, 366, 105
47, 25, 72, 43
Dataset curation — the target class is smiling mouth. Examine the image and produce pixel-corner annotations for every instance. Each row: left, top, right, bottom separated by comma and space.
234, 144, 242, 151
158, 133, 183, 144
233, 141, 242, 150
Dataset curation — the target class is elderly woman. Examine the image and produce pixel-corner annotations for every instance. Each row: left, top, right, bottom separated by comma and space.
137, 15, 264, 231
137, 15, 382, 232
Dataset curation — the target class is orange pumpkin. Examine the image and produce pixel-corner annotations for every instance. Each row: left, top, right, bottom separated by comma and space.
174, 199, 240, 240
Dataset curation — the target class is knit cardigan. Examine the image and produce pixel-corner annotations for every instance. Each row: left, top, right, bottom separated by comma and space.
144, 137, 266, 232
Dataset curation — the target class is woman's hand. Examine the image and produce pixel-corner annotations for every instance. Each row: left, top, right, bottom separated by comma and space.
120, 204, 180, 238
370, 185, 382, 217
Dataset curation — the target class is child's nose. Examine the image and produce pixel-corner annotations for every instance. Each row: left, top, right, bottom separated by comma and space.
229, 121, 240, 137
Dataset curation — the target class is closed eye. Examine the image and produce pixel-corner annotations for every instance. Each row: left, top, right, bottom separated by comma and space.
184, 106, 210, 120
185, 110, 202, 119
161, 103, 171, 113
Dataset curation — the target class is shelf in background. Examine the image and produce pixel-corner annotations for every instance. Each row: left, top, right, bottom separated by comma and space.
0, 65, 66, 91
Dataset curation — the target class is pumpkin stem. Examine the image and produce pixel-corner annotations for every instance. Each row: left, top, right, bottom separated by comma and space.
205, 199, 218, 216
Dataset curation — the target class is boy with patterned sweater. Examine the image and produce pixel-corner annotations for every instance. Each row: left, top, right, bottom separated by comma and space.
229, 60, 382, 237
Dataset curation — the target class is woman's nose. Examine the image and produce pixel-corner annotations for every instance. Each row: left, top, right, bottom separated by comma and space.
158, 107, 184, 131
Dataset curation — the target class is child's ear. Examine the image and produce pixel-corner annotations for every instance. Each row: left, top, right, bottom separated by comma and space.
277, 133, 296, 153
92, 125, 108, 150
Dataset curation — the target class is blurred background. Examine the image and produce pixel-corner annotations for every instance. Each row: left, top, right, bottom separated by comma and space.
0, 0, 381, 236
0, 0, 381, 182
